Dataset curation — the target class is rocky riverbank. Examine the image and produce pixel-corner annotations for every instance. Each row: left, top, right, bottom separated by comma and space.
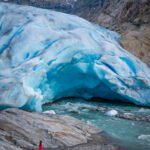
0, 108, 123, 150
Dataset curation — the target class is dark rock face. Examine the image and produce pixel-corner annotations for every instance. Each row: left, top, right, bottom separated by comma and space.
0, 108, 123, 150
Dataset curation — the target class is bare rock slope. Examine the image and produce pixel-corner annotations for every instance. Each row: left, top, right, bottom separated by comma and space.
0, 108, 122, 150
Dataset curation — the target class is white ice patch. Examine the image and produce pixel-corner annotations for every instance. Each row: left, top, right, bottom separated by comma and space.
43, 110, 56, 115
138, 135, 150, 142
105, 110, 118, 117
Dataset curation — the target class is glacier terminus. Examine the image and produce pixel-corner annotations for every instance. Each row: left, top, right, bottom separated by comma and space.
0, 3, 150, 111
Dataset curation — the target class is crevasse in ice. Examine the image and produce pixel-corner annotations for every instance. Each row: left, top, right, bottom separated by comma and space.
0, 3, 150, 111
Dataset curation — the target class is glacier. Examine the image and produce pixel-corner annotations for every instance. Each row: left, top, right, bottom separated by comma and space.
0, 3, 150, 111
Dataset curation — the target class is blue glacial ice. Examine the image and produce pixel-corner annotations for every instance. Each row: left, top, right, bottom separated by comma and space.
0, 3, 150, 111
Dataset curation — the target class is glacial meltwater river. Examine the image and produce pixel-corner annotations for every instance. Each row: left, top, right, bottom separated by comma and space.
43, 98, 150, 150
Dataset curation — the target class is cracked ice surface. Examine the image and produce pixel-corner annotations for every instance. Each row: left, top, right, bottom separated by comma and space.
0, 3, 150, 111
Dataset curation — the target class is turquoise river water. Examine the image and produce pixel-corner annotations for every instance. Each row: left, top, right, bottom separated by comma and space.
43, 98, 150, 150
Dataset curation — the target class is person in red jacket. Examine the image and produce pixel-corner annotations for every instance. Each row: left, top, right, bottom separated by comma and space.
39, 141, 43, 150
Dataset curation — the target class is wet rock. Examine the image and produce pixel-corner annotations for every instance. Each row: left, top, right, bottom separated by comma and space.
77, 104, 150, 122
